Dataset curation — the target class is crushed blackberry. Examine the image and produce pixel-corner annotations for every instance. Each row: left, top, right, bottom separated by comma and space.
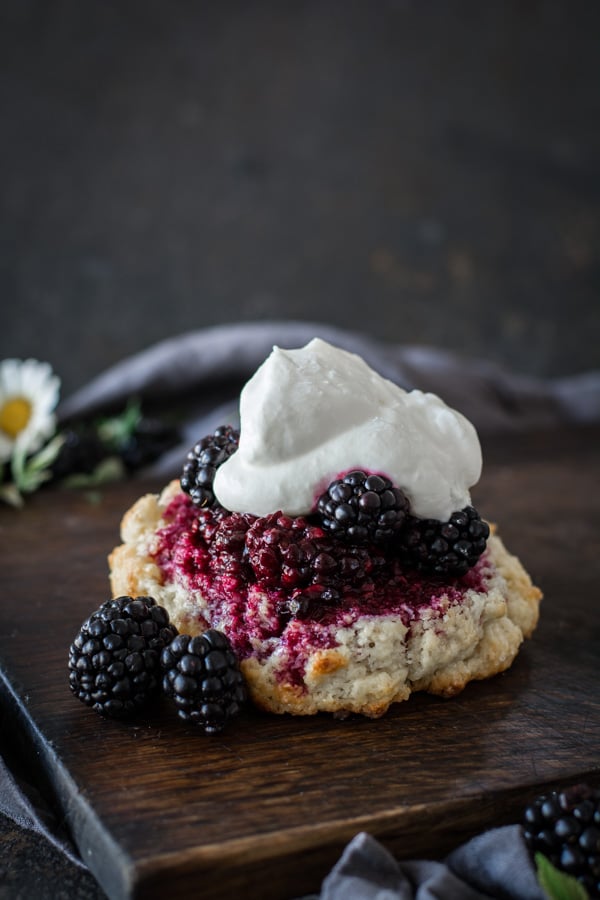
398, 505, 490, 577
523, 783, 600, 896
68, 596, 178, 718
209, 511, 255, 584
180, 425, 239, 508
161, 629, 247, 733
245, 511, 386, 617
316, 470, 409, 545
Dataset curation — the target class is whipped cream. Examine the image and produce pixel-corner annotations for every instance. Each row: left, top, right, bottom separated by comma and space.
213, 338, 482, 520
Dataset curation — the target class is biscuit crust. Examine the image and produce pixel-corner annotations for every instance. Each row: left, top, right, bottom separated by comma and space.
109, 482, 542, 718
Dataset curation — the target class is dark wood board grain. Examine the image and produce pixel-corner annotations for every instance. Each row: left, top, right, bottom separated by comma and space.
1, 427, 599, 900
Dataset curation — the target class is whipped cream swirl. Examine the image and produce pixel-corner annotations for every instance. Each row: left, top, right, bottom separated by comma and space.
213, 338, 482, 520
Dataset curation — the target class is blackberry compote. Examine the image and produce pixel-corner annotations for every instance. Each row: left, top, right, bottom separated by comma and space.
153, 489, 488, 691
245, 511, 386, 616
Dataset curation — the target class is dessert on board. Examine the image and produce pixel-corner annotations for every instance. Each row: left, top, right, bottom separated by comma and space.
109, 339, 542, 719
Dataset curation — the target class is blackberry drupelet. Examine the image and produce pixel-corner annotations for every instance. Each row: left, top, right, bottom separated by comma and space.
180, 425, 239, 508
68, 596, 178, 718
161, 629, 247, 733
398, 505, 490, 577
523, 783, 600, 896
316, 470, 409, 545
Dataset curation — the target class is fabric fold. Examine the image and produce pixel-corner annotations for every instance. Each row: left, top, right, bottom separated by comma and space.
57, 320, 600, 438
0, 753, 86, 870
304, 827, 546, 900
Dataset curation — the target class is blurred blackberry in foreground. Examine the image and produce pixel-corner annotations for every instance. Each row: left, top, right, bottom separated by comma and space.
316, 470, 409, 545
523, 783, 600, 896
398, 505, 490, 577
68, 596, 178, 718
161, 629, 247, 733
181, 425, 240, 508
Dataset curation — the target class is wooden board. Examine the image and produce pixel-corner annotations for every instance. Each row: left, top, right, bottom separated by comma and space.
1, 428, 599, 900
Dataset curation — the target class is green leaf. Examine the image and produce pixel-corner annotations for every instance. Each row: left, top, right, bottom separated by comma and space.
535, 853, 589, 900
96, 399, 142, 450
61, 455, 126, 488
27, 433, 65, 472
10, 441, 28, 487
10, 434, 65, 495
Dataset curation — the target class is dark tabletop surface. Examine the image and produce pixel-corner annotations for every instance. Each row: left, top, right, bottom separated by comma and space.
1, 424, 599, 899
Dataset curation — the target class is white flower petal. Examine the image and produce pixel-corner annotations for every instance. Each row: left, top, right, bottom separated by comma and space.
0, 358, 61, 462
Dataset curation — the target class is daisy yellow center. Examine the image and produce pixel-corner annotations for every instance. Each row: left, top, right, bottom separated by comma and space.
0, 396, 33, 438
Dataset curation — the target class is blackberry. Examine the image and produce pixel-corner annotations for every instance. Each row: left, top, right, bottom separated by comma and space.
398, 505, 489, 577
161, 629, 247, 733
119, 418, 181, 472
50, 428, 108, 481
68, 596, 178, 718
316, 470, 409, 545
523, 783, 600, 896
180, 425, 239, 508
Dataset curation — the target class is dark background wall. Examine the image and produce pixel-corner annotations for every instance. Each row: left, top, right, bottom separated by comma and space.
1, 0, 599, 398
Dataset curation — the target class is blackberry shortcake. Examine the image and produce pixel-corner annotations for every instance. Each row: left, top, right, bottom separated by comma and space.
109, 339, 541, 718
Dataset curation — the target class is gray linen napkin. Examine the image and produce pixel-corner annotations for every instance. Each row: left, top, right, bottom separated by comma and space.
4, 320, 600, 897
302, 827, 546, 900
57, 320, 600, 479
0, 753, 87, 870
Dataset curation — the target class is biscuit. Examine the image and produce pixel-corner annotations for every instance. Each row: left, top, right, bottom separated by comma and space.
109, 481, 542, 718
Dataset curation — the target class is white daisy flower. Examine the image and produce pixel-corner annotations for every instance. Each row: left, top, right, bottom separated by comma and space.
0, 358, 61, 463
